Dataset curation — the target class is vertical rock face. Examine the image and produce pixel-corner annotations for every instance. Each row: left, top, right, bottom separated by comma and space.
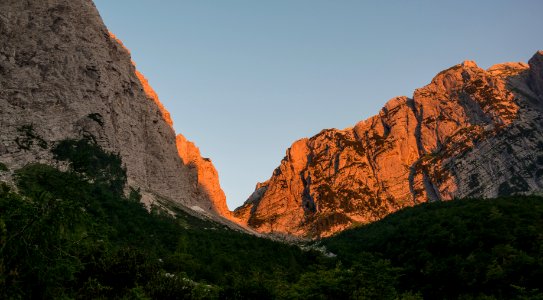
235, 52, 543, 238
0, 0, 229, 218
176, 134, 232, 219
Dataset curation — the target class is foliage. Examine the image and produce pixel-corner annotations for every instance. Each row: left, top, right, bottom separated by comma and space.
0, 179, 89, 298
52, 138, 126, 194
282, 256, 402, 300
14, 124, 48, 150
0, 139, 338, 299
324, 196, 543, 299
0, 162, 7, 172
87, 113, 105, 127
1, 137, 542, 298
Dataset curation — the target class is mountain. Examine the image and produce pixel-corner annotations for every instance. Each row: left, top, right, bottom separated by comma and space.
5, 134, 540, 298
2, 1, 543, 298
176, 133, 232, 219
0, 0, 230, 220
234, 52, 543, 238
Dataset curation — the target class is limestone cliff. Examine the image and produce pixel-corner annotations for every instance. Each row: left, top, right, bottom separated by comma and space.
176, 134, 233, 219
235, 52, 543, 238
0, 0, 229, 219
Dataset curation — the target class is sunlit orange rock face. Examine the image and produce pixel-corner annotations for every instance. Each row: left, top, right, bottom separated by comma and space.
109, 26, 230, 219
135, 71, 173, 127
0, 0, 229, 221
108, 32, 173, 128
176, 134, 233, 219
113, 34, 229, 218
235, 53, 543, 238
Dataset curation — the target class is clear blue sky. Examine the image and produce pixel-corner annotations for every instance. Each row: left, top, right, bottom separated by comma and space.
94, 0, 542, 209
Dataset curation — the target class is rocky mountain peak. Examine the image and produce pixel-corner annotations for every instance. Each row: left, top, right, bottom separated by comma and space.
235, 51, 543, 238
0, 0, 230, 222
108, 31, 174, 128
462, 60, 478, 68
487, 62, 529, 77
288, 138, 310, 172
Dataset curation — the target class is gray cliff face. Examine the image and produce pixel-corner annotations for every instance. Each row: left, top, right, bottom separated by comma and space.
0, 0, 228, 218
235, 53, 543, 238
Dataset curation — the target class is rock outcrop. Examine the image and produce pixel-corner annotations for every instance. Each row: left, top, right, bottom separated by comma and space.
0, 0, 229, 219
235, 52, 543, 238
176, 134, 232, 219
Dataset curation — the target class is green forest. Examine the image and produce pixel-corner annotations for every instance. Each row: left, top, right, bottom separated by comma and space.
1, 138, 542, 299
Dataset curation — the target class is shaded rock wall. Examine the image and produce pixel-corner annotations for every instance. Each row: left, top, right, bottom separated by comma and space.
0, 0, 229, 219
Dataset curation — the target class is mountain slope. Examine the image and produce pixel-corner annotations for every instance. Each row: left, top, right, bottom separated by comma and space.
0, 139, 325, 298
0, 0, 229, 219
323, 195, 543, 299
3, 142, 541, 298
235, 52, 543, 237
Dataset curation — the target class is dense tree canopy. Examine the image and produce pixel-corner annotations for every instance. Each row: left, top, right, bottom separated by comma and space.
325, 196, 543, 299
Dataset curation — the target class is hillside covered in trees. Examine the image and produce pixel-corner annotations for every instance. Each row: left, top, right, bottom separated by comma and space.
1, 138, 542, 299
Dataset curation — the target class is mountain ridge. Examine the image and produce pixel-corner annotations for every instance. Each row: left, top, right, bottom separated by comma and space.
234, 52, 543, 237
0, 0, 231, 223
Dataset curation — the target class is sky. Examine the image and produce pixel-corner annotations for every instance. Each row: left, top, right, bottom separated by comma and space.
93, 0, 543, 209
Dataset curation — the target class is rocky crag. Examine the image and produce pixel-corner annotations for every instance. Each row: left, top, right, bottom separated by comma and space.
235, 52, 543, 238
0, 0, 230, 220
